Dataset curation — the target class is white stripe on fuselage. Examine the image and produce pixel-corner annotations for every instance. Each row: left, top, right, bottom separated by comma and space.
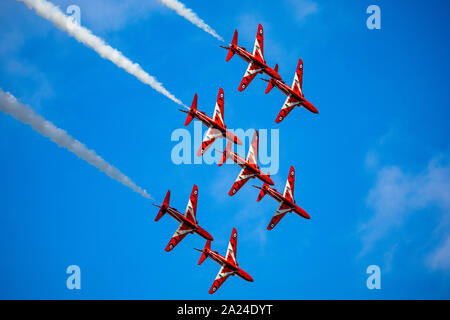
267, 188, 295, 210
167, 207, 196, 228
174, 226, 195, 236
195, 112, 227, 135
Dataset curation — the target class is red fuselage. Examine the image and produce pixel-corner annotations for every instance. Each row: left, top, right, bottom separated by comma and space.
270, 78, 318, 114
165, 206, 214, 241
231, 44, 282, 81
225, 149, 274, 186
261, 185, 310, 219
203, 247, 253, 282
192, 110, 242, 145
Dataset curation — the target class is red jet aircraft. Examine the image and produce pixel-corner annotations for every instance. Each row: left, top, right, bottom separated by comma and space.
180, 88, 242, 156
253, 166, 310, 230
153, 185, 213, 251
194, 228, 253, 294
261, 58, 319, 123
219, 130, 274, 196
220, 24, 282, 91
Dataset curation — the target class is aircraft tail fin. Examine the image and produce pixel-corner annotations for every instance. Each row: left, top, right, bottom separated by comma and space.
218, 141, 232, 167
226, 30, 238, 62
257, 183, 269, 202
155, 190, 170, 221
197, 240, 211, 265
184, 94, 197, 126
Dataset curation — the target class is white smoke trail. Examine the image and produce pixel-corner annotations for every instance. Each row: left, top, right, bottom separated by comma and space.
158, 0, 224, 42
17, 0, 185, 107
0, 88, 152, 200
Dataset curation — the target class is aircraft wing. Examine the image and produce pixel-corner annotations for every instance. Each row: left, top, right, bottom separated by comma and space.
267, 202, 291, 230
212, 88, 225, 127
238, 62, 264, 91
291, 58, 304, 97
165, 222, 194, 252
252, 24, 264, 62
283, 166, 295, 203
275, 95, 301, 123
228, 167, 256, 196
185, 184, 198, 224
209, 265, 235, 294
197, 127, 223, 156
225, 227, 238, 265
246, 130, 259, 165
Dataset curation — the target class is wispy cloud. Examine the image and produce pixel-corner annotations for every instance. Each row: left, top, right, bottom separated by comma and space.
427, 235, 450, 272
54, 0, 160, 32
158, 0, 224, 41
360, 155, 450, 270
0, 88, 152, 200
285, 0, 319, 21
17, 0, 185, 106
0, 29, 54, 107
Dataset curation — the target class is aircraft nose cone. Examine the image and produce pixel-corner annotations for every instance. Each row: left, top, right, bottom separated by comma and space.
266, 176, 275, 185
303, 100, 319, 114
239, 270, 254, 282
199, 228, 214, 241
299, 208, 311, 219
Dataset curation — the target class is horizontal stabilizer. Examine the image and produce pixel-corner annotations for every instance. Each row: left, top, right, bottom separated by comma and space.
185, 94, 197, 126
256, 184, 268, 201
155, 190, 170, 221
265, 79, 274, 94
197, 240, 211, 265
226, 30, 238, 61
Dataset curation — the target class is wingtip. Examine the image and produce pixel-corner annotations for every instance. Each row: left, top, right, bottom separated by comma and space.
196, 149, 204, 157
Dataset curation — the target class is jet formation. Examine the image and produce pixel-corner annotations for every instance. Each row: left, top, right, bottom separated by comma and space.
155, 24, 317, 294
221, 24, 319, 122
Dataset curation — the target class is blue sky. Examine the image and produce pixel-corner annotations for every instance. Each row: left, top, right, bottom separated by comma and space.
0, 0, 449, 299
